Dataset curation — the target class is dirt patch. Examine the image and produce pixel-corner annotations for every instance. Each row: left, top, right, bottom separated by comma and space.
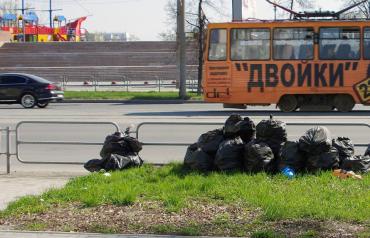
0, 201, 367, 237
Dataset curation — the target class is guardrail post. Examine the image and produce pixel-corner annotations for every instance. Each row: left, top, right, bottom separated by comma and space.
5, 127, 10, 174
156, 76, 161, 92
94, 76, 98, 92
63, 75, 68, 91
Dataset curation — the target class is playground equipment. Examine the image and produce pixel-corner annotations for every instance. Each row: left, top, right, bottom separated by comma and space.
0, 11, 86, 42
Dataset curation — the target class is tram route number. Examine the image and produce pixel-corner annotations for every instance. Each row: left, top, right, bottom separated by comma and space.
354, 78, 370, 103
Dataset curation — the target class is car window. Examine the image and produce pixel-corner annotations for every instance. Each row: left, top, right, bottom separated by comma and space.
0, 76, 27, 84
29, 75, 52, 84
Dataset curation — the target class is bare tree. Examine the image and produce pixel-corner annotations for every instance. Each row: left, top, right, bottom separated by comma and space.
272, 0, 314, 18
0, 1, 18, 15
341, 0, 370, 18
161, 0, 225, 94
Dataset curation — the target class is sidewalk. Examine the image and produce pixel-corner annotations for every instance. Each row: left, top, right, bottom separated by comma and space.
0, 171, 85, 210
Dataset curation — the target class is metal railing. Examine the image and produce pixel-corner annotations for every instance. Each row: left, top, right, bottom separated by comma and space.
59, 75, 199, 93
135, 122, 370, 148
0, 127, 13, 174
14, 121, 120, 165
1, 121, 369, 174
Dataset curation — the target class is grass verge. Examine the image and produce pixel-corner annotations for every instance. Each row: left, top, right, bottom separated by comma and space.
64, 91, 202, 100
0, 164, 369, 236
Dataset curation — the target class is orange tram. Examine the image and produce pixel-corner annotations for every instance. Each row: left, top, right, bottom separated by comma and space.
203, 1, 370, 112
0, 12, 86, 42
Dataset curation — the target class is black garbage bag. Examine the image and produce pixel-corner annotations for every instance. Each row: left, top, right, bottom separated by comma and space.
184, 143, 199, 168
256, 118, 287, 142
341, 155, 370, 173
123, 136, 143, 153
197, 129, 224, 154
333, 137, 355, 164
84, 159, 105, 172
223, 114, 243, 138
215, 137, 244, 171
104, 153, 143, 171
236, 117, 256, 143
365, 145, 370, 156
244, 141, 274, 173
184, 147, 214, 172
299, 126, 332, 155
279, 141, 307, 172
306, 147, 340, 172
256, 118, 287, 157
100, 132, 132, 158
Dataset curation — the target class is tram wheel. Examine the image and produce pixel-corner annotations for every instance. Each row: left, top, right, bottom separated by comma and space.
277, 95, 298, 112
334, 95, 355, 112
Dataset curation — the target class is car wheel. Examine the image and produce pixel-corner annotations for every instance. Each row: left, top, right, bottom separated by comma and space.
334, 94, 355, 112
20, 94, 37, 108
277, 95, 298, 112
37, 101, 49, 108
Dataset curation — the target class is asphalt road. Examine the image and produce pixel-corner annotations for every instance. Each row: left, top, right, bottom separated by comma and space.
0, 102, 369, 173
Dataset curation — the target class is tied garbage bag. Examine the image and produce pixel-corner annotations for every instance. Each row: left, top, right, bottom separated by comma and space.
256, 118, 287, 156
244, 141, 274, 173
299, 126, 332, 155
341, 155, 370, 173
332, 137, 354, 162
123, 136, 142, 153
279, 141, 306, 172
306, 147, 340, 172
85, 131, 144, 173
223, 114, 243, 138
184, 144, 214, 172
236, 117, 256, 143
197, 129, 224, 154
100, 132, 132, 158
215, 137, 244, 171
105, 154, 143, 171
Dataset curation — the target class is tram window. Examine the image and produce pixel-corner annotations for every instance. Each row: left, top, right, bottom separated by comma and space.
320, 27, 360, 60
273, 28, 314, 60
365, 28, 370, 60
230, 28, 270, 60
208, 29, 227, 61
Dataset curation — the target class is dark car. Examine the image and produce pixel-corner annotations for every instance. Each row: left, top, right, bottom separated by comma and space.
0, 73, 64, 108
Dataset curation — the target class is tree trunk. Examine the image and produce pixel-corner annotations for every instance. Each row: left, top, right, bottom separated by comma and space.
197, 0, 204, 95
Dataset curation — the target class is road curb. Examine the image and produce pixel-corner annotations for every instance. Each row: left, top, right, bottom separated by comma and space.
60, 99, 205, 104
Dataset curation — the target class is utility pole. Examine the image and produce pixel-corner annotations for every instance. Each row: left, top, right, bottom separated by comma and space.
177, 0, 186, 99
22, 0, 25, 14
289, 0, 294, 19
49, 0, 52, 27
46, 0, 62, 28
232, 0, 242, 21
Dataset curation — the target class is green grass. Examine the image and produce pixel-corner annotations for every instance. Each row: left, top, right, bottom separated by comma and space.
1, 164, 369, 223
64, 91, 202, 100
151, 223, 202, 236
251, 230, 285, 238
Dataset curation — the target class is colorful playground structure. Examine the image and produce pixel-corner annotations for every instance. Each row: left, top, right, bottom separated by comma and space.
0, 12, 87, 42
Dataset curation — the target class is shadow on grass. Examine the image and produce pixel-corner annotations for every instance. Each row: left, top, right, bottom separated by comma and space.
167, 163, 264, 179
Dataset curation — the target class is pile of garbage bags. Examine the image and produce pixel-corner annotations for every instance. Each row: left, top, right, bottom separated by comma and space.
84, 131, 143, 172
184, 115, 370, 174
